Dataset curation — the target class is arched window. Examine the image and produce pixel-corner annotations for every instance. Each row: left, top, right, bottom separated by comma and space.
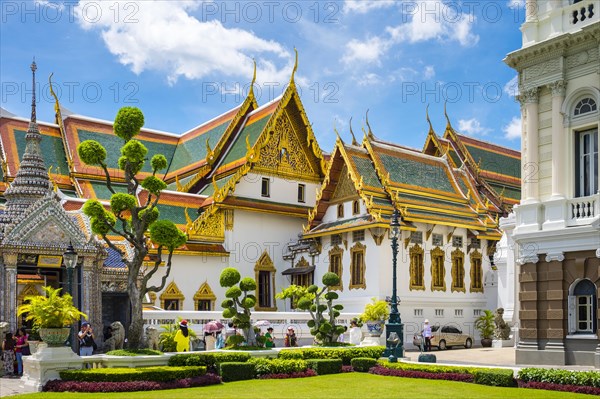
352, 200, 360, 215
337, 204, 344, 218
255, 251, 277, 311
574, 98, 597, 116
568, 279, 598, 335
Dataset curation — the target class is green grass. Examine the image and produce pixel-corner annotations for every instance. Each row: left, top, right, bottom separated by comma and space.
13, 373, 590, 399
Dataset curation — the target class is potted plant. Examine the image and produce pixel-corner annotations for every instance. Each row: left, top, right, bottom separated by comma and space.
475, 309, 495, 347
17, 286, 87, 347
359, 298, 390, 337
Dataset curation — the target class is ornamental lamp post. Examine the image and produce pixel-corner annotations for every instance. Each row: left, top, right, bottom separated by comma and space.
384, 209, 404, 361
63, 242, 78, 349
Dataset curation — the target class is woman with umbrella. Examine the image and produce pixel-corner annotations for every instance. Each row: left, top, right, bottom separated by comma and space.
174, 320, 190, 352
203, 321, 224, 351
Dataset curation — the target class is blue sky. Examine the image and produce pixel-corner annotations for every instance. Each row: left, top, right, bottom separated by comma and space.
1, 0, 525, 152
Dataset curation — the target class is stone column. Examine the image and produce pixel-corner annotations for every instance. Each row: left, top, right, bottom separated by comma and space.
515, 254, 539, 364
549, 80, 567, 198
81, 256, 102, 330
541, 254, 566, 362
522, 87, 539, 204
525, 0, 537, 22
519, 100, 527, 198
3, 253, 18, 332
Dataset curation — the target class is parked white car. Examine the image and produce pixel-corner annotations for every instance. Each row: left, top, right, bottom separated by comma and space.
413, 325, 473, 350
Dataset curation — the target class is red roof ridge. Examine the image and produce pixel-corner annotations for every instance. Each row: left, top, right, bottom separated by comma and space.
456, 133, 521, 157
64, 114, 179, 137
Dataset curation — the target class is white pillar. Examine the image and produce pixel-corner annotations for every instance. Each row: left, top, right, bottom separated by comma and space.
550, 80, 567, 199
522, 87, 539, 203
525, 0, 538, 22
520, 101, 527, 199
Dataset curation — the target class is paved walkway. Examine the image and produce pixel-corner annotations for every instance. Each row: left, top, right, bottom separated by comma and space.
1, 347, 597, 397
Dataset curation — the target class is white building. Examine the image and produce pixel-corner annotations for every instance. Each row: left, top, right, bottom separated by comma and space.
504, 0, 600, 367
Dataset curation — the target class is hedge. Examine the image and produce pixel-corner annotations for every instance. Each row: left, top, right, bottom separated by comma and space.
43, 374, 221, 392
473, 369, 516, 387
351, 357, 377, 372
306, 359, 342, 375
518, 368, 600, 388
247, 358, 308, 376
219, 362, 255, 382
278, 346, 385, 365
168, 352, 251, 372
518, 380, 600, 395
59, 366, 205, 383
370, 365, 473, 383
378, 360, 491, 375
105, 349, 162, 356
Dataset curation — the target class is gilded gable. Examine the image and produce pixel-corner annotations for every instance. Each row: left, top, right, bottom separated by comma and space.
331, 165, 357, 201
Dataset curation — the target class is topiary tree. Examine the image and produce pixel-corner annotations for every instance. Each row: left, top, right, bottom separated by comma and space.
220, 267, 257, 346
296, 272, 345, 345
78, 107, 187, 349
275, 284, 316, 309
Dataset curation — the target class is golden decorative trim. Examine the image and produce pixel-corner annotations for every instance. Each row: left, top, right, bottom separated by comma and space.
409, 244, 425, 291
451, 248, 466, 293
430, 247, 446, 292
160, 281, 185, 310
17, 283, 41, 307
369, 227, 386, 246
193, 281, 216, 311
188, 208, 225, 242
224, 209, 234, 230
254, 251, 277, 311
349, 242, 366, 290
469, 250, 483, 293
328, 245, 344, 291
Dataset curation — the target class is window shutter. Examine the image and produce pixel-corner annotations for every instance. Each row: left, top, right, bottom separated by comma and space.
567, 295, 576, 334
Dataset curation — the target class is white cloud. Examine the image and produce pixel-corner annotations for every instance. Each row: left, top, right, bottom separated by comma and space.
507, 0, 525, 10
342, 37, 390, 66
74, 1, 290, 85
504, 75, 519, 98
423, 65, 435, 80
386, 1, 479, 46
357, 72, 383, 86
458, 118, 490, 136
344, 0, 396, 14
503, 116, 522, 140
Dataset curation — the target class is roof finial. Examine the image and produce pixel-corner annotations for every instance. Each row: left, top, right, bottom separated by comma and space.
444, 100, 452, 129
334, 120, 344, 144
426, 104, 433, 133
349, 117, 358, 146
365, 109, 374, 140
30, 58, 37, 123
249, 58, 257, 96
290, 47, 298, 85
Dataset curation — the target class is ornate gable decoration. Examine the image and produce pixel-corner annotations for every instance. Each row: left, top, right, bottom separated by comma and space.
160, 281, 185, 306
254, 250, 276, 272
187, 209, 225, 243
3, 192, 91, 248
331, 165, 357, 201
254, 110, 318, 181
17, 283, 41, 306
193, 281, 216, 302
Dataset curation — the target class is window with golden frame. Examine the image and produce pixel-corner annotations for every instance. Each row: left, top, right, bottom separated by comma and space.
470, 250, 483, 293
328, 246, 343, 290
293, 257, 314, 287
430, 247, 446, 292
352, 200, 360, 215
451, 248, 466, 293
160, 281, 185, 310
349, 242, 366, 289
337, 204, 344, 218
254, 251, 277, 311
193, 281, 216, 311
409, 244, 425, 291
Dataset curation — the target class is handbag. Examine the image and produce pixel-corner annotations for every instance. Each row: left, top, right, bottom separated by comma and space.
21, 345, 31, 356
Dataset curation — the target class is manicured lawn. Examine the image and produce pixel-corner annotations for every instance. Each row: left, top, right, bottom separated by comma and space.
14, 373, 590, 398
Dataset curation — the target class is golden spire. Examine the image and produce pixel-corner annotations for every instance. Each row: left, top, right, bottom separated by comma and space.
365, 109, 374, 140
444, 100, 452, 130
48, 72, 60, 118
334, 120, 343, 144
349, 117, 358, 146
249, 58, 257, 96
290, 47, 298, 85
426, 104, 434, 134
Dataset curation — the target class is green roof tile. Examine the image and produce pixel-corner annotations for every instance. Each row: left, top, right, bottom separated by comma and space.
351, 155, 383, 189
379, 153, 455, 193
156, 203, 188, 225
77, 129, 177, 174
168, 121, 229, 173
220, 114, 270, 166
198, 174, 235, 197
15, 129, 69, 176
89, 181, 128, 200
488, 183, 521, 200
465, 144, 520, 178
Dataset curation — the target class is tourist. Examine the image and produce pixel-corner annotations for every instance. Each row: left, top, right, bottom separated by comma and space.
349, 320, 362, 345
422, 319, 432, 352
78, 322, 95, 356
337, 326, 348, 343
174, 320, 191, 352
15, 328, 29, 375
2, 332, 16, 378
284, 327, 297, 347
264, 327, 275, 348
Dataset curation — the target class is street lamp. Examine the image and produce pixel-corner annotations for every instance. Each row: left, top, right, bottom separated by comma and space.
63, 242, 78, 349
63, 241, 78, 296
384, 209, 404, 360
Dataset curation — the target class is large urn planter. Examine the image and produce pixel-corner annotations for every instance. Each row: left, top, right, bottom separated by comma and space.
39, 328, 70, 347
365, 320, 385, 337
481, 338, 493, 348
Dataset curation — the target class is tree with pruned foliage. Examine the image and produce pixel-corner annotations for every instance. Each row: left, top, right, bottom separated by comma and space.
220, 267, 258, 346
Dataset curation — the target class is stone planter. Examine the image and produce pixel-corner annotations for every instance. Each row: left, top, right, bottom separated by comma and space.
481, 338, 493, 348
39, 328, 70, 347
365, 320, 384, 337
